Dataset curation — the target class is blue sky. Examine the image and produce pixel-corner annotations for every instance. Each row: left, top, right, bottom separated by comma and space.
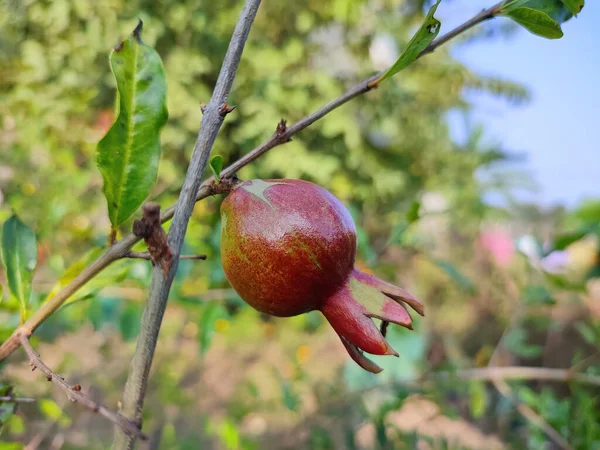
439, 1, 599, 208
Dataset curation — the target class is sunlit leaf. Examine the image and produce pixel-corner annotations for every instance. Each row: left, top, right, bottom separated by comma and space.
43, 247, 103, 304
38, 399, 71, 427
209, 155, 224, 182
1, 216, 37, 320
96, 21, 168, 229
406, 201, 421, 223
501, 0, 581, 39
43, 248, 130, 307
0, 443, 23, 449
375, 0, 441, 84
505, 7, 563, 39
469, 381, 488, 419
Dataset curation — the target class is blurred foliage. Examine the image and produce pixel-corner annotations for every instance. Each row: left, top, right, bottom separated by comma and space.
0, 0, 598, 449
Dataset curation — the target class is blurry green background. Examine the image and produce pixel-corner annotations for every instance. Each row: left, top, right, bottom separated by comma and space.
1, 0, 599, 449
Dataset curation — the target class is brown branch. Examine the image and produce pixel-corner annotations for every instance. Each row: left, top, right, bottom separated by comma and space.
0, 395, 36, 403
125, 252, 206, 261
18, 334, 147, 442
0, 2, 506, 363
443, 366, 600, 387
112, 1, 262, 448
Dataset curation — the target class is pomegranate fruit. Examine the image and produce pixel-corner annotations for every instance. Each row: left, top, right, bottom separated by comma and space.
220, 179, 423, 373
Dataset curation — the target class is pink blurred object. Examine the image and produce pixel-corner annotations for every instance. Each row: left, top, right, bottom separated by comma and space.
479, 227, 515, 268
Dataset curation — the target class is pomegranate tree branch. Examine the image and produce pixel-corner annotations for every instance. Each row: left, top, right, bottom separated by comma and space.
126, 252, 207, 261
111, 0, 262, 449
18, 334, 147, 442
0, 1, 504, 363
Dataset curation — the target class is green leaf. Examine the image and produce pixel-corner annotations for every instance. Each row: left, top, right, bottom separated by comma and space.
0, 385, 17, 431
575, 322, 599, 345
504, 328, 543, 358
1, 216, 37, 320
376, 0, 441, 84
433, 259, 475, 294
0, 443, 23, 450
276, 374, 299, 411
96, 21, 168, 228
406, 201, 421, 224
469, 381, 488, 419
505, 7, 563, 38
197, 303, 227, 355
43, 248, 129, 307
209, 155, 224, 182
560, 0, 584, 15
523, 285, 555, 305
43, 247, 103, 304
503, 0, 575, 22
119, 302, 141, 341
552, 227, 593, 250
38, 399, 71, 427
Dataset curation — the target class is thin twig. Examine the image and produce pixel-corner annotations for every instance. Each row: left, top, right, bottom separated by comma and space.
125, 252, 207, 261
0, 395, 36, 403
491, 378, 574, 450
0, 1, 505, 363
442, 366, 600, 387
112, 1, 262, 449
18, 334, 147, 442
485, 284, 574, 450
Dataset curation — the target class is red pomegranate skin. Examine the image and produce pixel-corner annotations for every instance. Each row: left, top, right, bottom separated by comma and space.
220, 179, 423, 373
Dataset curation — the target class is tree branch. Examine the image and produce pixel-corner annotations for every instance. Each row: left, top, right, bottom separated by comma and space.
111, 1, 262, 449
18, 334, 147, 442
442, 366, 600, 387
125, 252, 207, 261
0, 1, 504, 363
0, 396, 35, 403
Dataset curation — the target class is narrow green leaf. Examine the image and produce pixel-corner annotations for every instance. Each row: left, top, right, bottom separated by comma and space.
38, 399, 70, 427
209, 155, 224, 182
433, 259, 475, 293
119, 302, 141, 341
96, 21, 168, 228
1, 216, 37, 319
42, 247, 129, 307
0, 385, 17, 431
505, 7, 564, 39
376, 0, 441, 84
43, 247, 103, 304
406, 201, 421, 223
469, 381, 488, 419
197, 303, 227, 355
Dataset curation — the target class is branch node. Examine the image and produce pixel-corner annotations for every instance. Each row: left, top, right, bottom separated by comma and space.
219, 103, 237, 117
200, 103, 207, 114
275, 119, 291, 141
132, 203, 173, 276
126, 251, 207, 261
